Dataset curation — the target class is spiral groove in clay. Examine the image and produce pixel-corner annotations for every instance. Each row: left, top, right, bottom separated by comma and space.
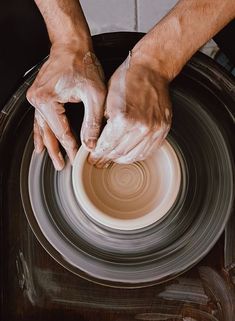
72, 142, 181, 230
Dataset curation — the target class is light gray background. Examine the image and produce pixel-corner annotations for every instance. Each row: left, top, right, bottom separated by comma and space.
80, 0, 218, 57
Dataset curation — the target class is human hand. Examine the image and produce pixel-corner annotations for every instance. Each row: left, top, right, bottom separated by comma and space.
27, 44, 106, 170
88, 50, 172, 168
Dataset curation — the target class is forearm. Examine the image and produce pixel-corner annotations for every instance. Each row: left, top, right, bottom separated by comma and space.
34, 0, 92, 48
133, 0, 235, 80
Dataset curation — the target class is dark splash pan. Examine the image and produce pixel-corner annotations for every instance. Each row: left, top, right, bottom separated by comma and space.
0, 32, 234, 321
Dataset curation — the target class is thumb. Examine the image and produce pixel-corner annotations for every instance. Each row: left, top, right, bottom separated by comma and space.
81, 91, 105, 151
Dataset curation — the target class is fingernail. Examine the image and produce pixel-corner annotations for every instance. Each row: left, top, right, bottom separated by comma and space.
86, 139, 97, 150
88, 153, 98, 165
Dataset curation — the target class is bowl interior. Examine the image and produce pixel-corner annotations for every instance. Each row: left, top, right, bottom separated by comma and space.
72, 142, 181, 230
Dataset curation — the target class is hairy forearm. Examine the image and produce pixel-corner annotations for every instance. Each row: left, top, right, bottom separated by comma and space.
133, 0, 235, 80
34, 0, 92, 48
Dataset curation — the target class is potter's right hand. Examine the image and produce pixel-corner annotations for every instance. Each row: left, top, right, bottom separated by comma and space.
27, 44, 106, 170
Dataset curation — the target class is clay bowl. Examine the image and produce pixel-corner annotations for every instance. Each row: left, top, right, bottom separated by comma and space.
72, 142, 181, 230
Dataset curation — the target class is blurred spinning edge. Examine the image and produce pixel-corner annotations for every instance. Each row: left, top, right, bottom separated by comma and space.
0, 33, 234, 290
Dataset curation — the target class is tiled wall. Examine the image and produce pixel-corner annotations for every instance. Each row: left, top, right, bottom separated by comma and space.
80, 0, 218, 57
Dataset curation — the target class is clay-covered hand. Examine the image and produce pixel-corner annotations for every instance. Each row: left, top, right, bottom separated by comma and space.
27, 44, 106, 170
88, 51, 172, 167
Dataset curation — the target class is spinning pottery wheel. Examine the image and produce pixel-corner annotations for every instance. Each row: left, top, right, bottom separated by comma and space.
1, 33, 234, 288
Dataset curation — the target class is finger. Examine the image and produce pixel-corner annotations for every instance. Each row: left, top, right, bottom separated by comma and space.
80, 89, 106, 151
33, 114, 44, 153
35, 112, 65, 171
99, 124, 166, 166
138, 126, 168, 159
36, 102, 78, 164
142, 133, 165, 160
94, 125, 148, 168
158, 123, 171, 147
114, 136, 150, 164
140, 126, 167, 160
88, 114, 128, 165
89, 62, 129, 165
114, 129, 164, 165
144, 137, 164, 160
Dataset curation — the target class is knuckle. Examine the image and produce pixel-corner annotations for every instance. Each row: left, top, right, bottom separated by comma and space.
138, 123, 149, 135
84, 119, 101, 130
27, 88, 50, 110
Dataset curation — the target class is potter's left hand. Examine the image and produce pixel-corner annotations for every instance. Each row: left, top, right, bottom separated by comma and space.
88, 50, 172, 167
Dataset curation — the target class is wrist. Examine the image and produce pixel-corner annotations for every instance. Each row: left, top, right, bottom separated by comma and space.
35, 0, 92, 51
51, 33, 93, 52
50, 41, 94, 62
131, 33, 183, 82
